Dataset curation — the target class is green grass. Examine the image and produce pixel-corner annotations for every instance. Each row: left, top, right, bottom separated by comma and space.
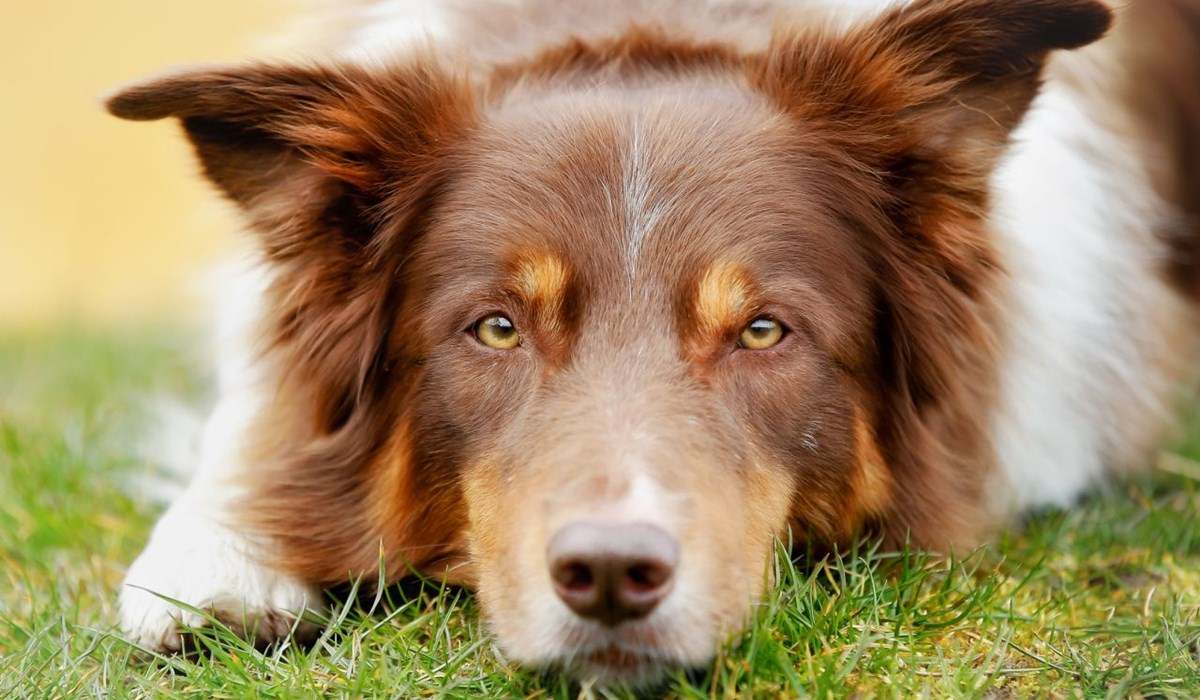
2, 326, 1199, 699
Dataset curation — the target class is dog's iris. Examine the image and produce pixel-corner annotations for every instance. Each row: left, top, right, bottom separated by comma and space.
738, 317, 783, 350
474, 314, 520, 349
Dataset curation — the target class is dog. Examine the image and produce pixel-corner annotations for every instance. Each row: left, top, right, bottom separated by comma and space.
109, 0, 1200, 686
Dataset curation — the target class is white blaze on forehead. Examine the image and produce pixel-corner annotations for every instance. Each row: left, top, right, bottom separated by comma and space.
622, 122, 669, 283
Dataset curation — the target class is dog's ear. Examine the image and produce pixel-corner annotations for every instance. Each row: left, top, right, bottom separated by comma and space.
109, 63, 479, 580
759, 0, 1112, 163
759, 0, 1110, 548
106, 61, 476, 259
108, 61, 477, 432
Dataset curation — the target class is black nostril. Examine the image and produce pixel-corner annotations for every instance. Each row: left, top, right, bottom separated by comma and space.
626, 561, 670, 590
547, 522, 679, 626
550, 557, 603, 621
557, 561, 594, 591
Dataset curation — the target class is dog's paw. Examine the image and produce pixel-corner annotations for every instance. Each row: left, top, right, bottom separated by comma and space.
119, 501, 324, 653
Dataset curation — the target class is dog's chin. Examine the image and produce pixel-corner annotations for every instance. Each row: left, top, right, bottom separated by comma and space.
513, 622, 716, 689
557, 644, 705, 689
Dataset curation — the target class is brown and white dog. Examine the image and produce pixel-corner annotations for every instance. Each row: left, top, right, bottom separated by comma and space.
110, 0, 1200, 686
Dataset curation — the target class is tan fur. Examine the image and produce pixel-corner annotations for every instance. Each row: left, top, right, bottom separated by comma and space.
693, 260, 754, 341
509, 250, 571, 337
849, 411, 894, 526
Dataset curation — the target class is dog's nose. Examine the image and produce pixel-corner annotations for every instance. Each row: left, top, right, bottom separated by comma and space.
546, 522, 678, 626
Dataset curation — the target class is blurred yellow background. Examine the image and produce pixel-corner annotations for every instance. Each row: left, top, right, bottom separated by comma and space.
0, 1, 299, 327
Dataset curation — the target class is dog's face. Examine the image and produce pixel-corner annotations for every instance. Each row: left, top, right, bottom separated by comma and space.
403, 88, 874, 679
108, 0, 1110, 685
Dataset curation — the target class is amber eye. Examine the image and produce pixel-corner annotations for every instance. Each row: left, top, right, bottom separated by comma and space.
473, 314, 520, 349
738, 317, 784, 350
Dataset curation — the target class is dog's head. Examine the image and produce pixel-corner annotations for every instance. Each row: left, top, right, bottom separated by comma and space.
109, 0, 1110, 685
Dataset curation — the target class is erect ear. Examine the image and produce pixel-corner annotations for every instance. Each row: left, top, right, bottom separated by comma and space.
110, 64, 480, 584
759, 0, 1110, 549
108, 61, 478, 436
759, 0, 1112, 163
106, 61, 476, 259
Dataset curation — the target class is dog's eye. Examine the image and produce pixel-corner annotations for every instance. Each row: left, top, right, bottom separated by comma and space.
738, 317, 784, 350
474, 314, 521, 350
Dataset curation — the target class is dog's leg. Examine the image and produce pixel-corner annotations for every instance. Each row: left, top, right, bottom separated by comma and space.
119, 489, 324, 653
120, 264, 325, 653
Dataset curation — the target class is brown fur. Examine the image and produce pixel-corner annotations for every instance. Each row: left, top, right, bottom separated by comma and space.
753, 0, 1111, 548
1121, 0, 1200, 300
107, 0, 1118, 675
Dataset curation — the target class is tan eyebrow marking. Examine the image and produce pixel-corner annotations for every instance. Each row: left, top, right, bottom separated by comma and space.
693, 259, 754, 338
509, 250, 570, 331
512, 250, 568, 303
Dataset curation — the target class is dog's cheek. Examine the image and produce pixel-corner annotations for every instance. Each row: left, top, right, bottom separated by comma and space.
461, 459, 540, 648
676, 460, 796, 640
740, 463, 797, 592
845, 409, 893, 530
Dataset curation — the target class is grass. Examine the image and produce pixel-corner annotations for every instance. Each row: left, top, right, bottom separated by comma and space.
1, 326, 1198, 699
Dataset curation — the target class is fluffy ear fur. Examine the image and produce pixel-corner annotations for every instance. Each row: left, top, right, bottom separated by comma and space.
755, 0, 1112, 547
108, 62, 479, 582
758, 0, 1112, 164
106, 61, 477, 260
106, 61, 477, 411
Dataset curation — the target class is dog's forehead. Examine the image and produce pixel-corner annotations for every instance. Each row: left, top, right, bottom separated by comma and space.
424, 84, 829, 293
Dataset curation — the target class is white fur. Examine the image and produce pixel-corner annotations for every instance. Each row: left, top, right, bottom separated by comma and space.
991, 72, 1139, 509
988, 50, 1192, 512
795, 0, 908, 29
339, 0, 451, 61
121, 255, 326, 649
120, 495, 322, 651
622, 121, 673, 288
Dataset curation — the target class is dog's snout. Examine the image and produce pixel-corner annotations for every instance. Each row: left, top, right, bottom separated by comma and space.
547, 522, 678, 626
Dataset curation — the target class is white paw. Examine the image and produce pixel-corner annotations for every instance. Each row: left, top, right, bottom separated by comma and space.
120, 499, 324, 653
